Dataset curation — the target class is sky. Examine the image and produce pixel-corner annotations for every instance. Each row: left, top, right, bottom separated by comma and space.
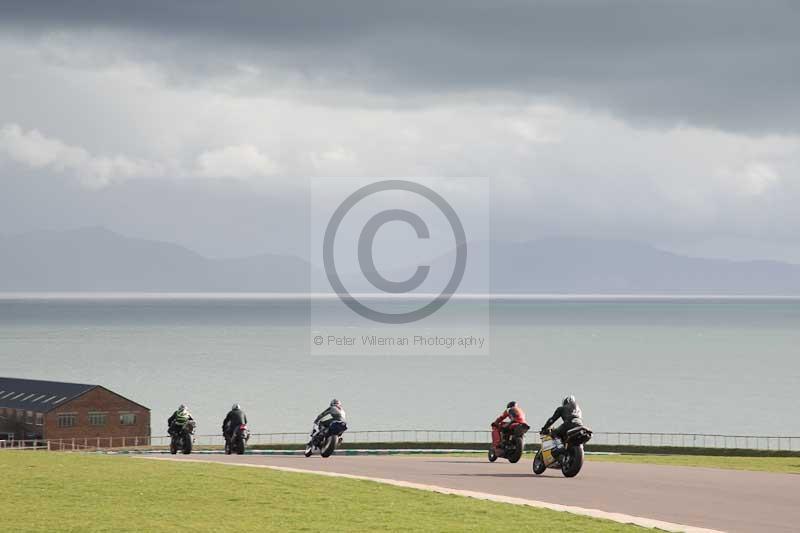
1, 1, 799, 262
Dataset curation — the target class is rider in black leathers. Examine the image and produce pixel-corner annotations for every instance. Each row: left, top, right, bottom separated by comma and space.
313, 399, 346, 435
541, 395, 583, 444
222, 403, 248, 445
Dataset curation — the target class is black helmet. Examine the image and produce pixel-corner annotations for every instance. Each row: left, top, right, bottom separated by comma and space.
563, 395, 576, 406
506, 401, 517, 409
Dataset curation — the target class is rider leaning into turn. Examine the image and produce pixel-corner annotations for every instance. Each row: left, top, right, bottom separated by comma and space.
167, 404, 193, 435
222, 403, 247, 444
491, 401, 527, 447
541, 395, 583, 443
313, 398, 346, 435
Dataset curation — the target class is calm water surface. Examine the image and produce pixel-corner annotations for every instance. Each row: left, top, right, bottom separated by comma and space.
0, 296, 797, 437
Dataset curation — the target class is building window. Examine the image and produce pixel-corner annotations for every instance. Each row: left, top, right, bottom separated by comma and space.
35, 413, 44, 426
119, 413, 137, 426
25, 411, 33, 424
88, 412, 107, 426
57, 413, 77, 428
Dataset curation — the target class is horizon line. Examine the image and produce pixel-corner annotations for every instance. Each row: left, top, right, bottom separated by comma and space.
2, 292, 800, 301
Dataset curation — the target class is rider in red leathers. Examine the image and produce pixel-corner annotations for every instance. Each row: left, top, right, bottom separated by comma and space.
492, 401, 527, 448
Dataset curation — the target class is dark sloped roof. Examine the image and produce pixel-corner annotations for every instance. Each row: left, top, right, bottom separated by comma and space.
0, 377, 96, 413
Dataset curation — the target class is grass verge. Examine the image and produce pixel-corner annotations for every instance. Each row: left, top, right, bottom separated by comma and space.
3, 451, 642, 532
587, 453, 800, 474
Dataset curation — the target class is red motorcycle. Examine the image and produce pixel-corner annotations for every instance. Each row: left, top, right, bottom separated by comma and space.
225, 423, 250, 455
488, 421, 530, 463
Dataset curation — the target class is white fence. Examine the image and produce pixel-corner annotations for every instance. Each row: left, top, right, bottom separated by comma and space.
3, 430, 800, 452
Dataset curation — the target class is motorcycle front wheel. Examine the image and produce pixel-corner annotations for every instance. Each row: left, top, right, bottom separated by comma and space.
561, 445, 584, 478
182, 436, 192, 455
532, 451, 546, 475
487, 448, 497, 462
304, 444, 313, 457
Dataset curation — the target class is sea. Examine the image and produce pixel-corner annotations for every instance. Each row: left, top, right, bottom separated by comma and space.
1, 294, 798, 438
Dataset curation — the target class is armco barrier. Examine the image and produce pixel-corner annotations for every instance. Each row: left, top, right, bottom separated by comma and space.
3, 430, 799, 453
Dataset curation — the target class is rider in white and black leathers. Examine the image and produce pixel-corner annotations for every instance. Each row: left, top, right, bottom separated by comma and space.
313, 399, 346, 436
541, 395, 583, 443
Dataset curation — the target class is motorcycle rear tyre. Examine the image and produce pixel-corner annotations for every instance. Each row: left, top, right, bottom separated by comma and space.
561, 446, 584, 478
321, 435, 337, 458
507, 437, 524, 463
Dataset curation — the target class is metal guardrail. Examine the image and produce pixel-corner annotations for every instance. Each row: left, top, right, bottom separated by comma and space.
3, 431, 800, 451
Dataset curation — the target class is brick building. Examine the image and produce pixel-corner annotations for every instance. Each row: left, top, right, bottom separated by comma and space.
0, 377, 150, 447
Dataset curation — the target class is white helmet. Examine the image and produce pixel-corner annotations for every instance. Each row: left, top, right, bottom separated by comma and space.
231, 403, 241, 411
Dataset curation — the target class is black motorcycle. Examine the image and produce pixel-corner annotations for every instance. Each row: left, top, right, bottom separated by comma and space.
225, 423, 250, 455
488, 422, 530, 463
304, 420, 348, 458
169, 420, 196, 455
532, 425, 593, 477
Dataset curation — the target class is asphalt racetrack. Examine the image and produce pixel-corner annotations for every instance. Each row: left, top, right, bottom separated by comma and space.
157, 454, 798, 532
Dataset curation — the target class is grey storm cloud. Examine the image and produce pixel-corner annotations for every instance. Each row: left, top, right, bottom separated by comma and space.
3, 0, 800, 134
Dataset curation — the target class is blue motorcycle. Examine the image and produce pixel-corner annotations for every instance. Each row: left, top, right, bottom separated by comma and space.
304, 420, 348, 458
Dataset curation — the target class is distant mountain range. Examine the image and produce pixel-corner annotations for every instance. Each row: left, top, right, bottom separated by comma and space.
2, 227, 800, 294
0, 227, 310, 292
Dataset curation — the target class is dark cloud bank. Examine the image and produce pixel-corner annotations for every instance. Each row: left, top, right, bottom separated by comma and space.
4, 0, 799, 134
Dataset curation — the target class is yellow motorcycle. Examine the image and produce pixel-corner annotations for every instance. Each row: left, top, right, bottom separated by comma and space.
532, 426, 592, 477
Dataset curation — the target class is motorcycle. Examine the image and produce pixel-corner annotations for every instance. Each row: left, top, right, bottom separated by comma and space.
304, 420, 347, 458
532, 425, 593, 477
225, 423, 250, 455
488, 422, 530, 463
169, 419, 196, 455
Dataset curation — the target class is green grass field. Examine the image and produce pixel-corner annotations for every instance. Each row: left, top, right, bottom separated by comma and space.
4, 452, 641, 532
587, 453, 800, 474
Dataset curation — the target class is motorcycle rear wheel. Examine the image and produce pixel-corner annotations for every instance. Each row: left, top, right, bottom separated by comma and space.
507, 437, 524, 463
561, 446, 584, 478
321, 434, 337, 458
